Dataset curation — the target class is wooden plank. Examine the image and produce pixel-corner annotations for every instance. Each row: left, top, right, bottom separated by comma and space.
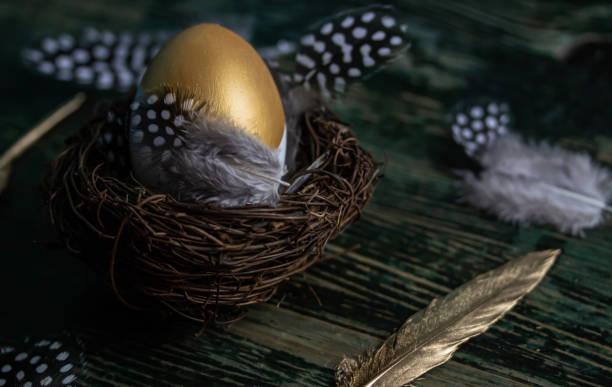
0, 0, 611, 386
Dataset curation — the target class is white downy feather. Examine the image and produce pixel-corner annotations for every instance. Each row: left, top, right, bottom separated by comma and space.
461, 134, 612, 235
131, 113, 286, 208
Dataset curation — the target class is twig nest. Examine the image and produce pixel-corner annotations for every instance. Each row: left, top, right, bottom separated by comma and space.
44, 100, 380, 322
43, 22, 381, 323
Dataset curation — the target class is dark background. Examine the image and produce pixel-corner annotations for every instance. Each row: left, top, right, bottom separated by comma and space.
0, 0, 611, 385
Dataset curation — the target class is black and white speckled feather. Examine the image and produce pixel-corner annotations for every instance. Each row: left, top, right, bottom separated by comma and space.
291, 5, 411, 97
449, 98, 512, 158
22, 27, 173, 91
451, 99, 612, 235
128, 89, 192, 156
95, 105, 131, 172
21, 6, 409, 98
0, 335, 85, 386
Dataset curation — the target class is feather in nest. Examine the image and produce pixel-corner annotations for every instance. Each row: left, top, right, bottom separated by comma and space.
449, 98, 612, 235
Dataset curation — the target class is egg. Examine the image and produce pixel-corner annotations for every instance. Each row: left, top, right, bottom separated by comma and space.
128, 23, 287, 191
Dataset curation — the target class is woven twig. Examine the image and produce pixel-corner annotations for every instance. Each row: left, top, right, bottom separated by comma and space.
44, 99, 380, 323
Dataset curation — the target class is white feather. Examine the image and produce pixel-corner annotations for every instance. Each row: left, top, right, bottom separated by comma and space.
461, 134, 612, 235
131, 114, 285, 207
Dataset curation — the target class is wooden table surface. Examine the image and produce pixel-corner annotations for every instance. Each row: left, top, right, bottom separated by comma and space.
0, 1, 610, 385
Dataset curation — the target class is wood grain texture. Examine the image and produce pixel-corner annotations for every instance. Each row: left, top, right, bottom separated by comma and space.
0, 0, 611, 386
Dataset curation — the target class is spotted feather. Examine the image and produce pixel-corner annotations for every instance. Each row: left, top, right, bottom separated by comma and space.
292, 5, 410, 97
449, 98, 512, 157
22, 27, 173, 92
94, 105, 131, 173
0, 335, 85, 386
128, 87, 201, 175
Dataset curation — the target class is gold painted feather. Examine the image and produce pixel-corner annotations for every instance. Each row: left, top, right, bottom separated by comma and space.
335, 249, 560, 387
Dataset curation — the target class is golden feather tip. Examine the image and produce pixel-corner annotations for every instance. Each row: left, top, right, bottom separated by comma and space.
336, 249, 560, 387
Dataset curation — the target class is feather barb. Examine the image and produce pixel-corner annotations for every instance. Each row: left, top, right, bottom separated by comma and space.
336, 249, 560, 387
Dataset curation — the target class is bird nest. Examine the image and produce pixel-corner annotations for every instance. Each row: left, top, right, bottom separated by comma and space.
44, 99, 381, 323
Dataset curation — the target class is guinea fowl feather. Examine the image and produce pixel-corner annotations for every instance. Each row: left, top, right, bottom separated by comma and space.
0, 334, 85, 386
450, 99, 612, 235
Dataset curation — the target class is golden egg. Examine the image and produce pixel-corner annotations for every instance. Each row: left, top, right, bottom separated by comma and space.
140, 23, 286, 150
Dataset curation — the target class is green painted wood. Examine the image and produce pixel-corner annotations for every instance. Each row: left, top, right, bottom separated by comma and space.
0, 0, 611, 386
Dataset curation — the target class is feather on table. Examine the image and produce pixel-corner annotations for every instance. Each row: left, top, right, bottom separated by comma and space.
450, 99, 612, 235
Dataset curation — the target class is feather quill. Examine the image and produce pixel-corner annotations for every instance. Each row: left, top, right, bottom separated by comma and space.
450, 99, 612, 235
335, 249, 560, 387
284, 151, 330, 194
